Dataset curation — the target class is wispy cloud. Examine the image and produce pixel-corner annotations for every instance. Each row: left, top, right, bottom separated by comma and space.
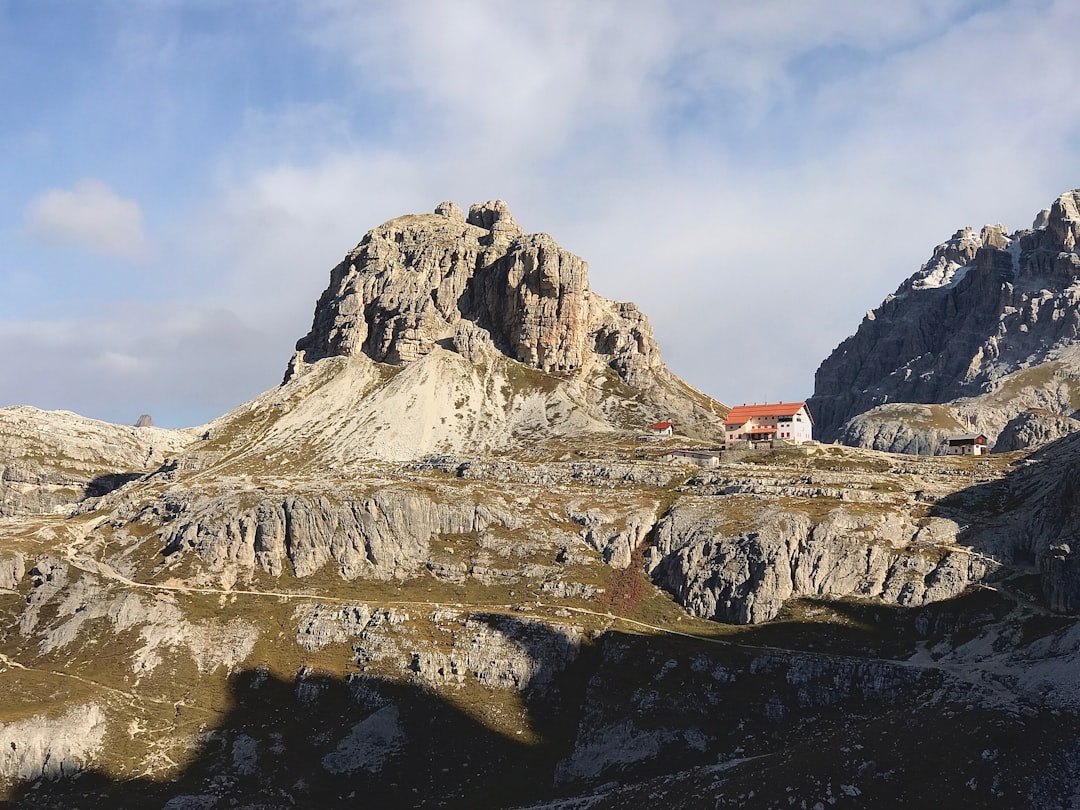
24, 179, 156, 261
0, 304, 270, 427
3, 1, 1080, 426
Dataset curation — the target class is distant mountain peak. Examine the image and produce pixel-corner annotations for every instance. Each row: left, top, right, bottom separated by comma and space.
809, 188, 1080, 451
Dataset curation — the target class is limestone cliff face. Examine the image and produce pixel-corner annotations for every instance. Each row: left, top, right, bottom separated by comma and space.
266, 200, 725, 459
287, 200, 650, 380
0, 406, 195, 517
647, 503, 986, 624
986, 432, 1080, 612
809, 190, 1080, 449
150, 486, 523, 583
993, 409, 1080, 452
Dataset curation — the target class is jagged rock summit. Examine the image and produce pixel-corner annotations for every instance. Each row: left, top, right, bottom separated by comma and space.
206, 200, 726, 463
809, 189, 1080, 451
287, 199, 658, 385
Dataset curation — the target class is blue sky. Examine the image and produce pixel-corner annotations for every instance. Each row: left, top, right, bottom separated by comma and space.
2, 0, 1079, 428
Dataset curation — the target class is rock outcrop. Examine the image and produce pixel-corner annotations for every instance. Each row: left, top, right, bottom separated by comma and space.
150, 486, 523, 582
283, 199, 675, 391
0, 406, 195, 516
980, 431, 1080, 612
835, 403, 971, 454
647, 502, 988, 624
178, 200, 730, 463
286, 200, 628, 377
810, 190, 1080, 450
993, 408, 1080, 452
0, 552, 24, 590
0, 705, 107, 782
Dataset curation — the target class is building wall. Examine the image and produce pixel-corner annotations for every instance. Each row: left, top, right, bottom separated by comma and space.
946, 443, 983, 456
723, 406, 813, 448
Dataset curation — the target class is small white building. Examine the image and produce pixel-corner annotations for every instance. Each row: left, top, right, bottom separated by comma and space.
723, 402, 813, 449
651, 421, 674, 436
663, 449, 721, 468
944, 433, 988, 456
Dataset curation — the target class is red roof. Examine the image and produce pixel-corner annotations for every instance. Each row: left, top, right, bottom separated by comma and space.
652, 421, 673, 430
724, 402, 809, 427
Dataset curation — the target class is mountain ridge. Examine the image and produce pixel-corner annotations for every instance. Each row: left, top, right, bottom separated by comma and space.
809, 189, 1080, 452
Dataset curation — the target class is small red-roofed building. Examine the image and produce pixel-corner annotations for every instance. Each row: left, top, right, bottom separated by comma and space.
944, 433, 988, 456
723, 402, 813, 448
651, 421, 674, 436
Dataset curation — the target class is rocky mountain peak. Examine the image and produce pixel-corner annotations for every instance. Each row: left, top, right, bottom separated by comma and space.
285, 200, 654, 382
466, 198, 523, 236
1043, 188, 1080, 250
809, 188, 1080, 449
263, 201, 725, 460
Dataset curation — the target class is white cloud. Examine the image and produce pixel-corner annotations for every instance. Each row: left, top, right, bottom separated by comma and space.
174, 0, 1080, 413
24, 179, 155, 261
5, 1, 1080, 426
0, 304, 270, 428
94, 350, 155, 376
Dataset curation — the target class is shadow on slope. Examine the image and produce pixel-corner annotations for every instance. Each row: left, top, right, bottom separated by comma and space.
84, 472, 145, 499
928, 434, 1080, 611
11, 669, 554, 809
9, 599, 1080, 809
8, 611, 598, 810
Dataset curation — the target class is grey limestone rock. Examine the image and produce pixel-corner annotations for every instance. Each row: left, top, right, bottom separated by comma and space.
466, 199, 522, 237
0, 552, 24, 590
569, 504, 656, 569
555, 719, 680, 784
810, 190, 1080, 449
433, 200, 464, 221
321, 704, 404, 775
451, 319, 498, 364
0, 405, 194, 517
154, 486, 521, 581
359, 613, 582, 693
285, 200, 665, 383
1040, 543, 1080, 614
994, 409, 1080, 452
230, 734, 258, 776
295, 603, 374, 651
648, 504, 988, 624
0, 704, 107, 782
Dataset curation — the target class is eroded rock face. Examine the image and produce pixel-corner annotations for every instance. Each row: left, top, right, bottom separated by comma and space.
285, 200, 661, 381
994, 409, 1080, 452
0, 406, 195, 517
0, 552, 24, 590
988, 431, 1080, 613
647, 504, 988, 624
810, 190, 1080, 448
150, 487, 523, 581
0, 705, 107, 782
1040, 543, 1080, 613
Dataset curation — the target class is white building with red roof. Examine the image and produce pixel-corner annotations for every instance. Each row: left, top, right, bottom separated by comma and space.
723, 402, 813, 448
